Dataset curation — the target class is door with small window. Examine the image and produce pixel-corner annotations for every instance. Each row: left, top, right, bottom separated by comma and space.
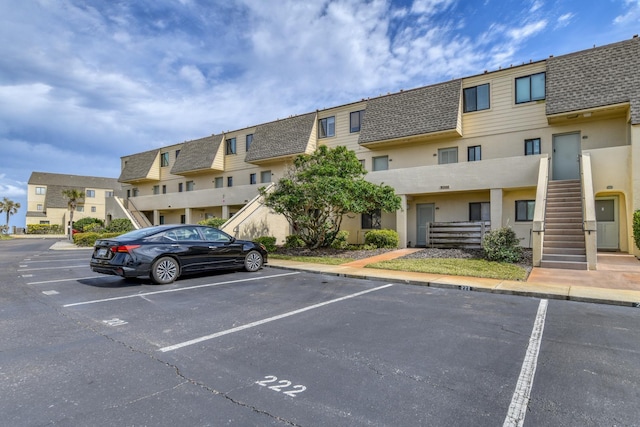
416, 203, 435, 247
596, 197, 619, 250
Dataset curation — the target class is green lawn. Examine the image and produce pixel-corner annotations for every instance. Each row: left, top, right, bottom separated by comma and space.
270, 253, 528, 280
366, 258, 527, 281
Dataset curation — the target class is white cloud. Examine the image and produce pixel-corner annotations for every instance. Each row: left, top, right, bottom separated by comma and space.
530, 0, 544, 13
179, 65, 207, 90
507, 20, 548, 41
614, 0, 640, 23
411, 0, 456, 15
556, 12, 575, 28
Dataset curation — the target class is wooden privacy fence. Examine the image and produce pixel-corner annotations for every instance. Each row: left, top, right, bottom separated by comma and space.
425, 221, 490, 248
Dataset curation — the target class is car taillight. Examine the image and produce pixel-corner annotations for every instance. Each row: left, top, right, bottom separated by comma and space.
111, 245, 141, 253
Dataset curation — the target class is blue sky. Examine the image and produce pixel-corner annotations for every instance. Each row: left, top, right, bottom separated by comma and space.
1, 0, 639, 229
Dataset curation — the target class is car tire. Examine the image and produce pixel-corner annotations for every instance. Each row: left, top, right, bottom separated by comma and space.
151, 256, 180, 284
244, 250, 263, 272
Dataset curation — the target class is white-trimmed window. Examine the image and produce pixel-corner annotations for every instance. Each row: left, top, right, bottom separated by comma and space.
246, 134, 253, 151
318, 116, 335, 138
86, 189, 95, 198
516, 73, 545, 104
91, 206, 96, 213
160, 152, 169, 167
215, 177, 223, 188
37, 204, 43, 211
438, 147, 458, 164
186, 181, 194, 191
36, 187, 46, 195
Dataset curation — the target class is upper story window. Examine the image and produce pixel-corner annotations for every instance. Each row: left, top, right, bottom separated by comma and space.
186, 181, 194, 191
350, 110, 364, 133
516, 72, 545, 104
35, 187, 46, 195
86, 189, 95, 198
76, 206, 84, 212
246, 134, 253, 151
226, 138, 237, 155
463, 84, 490, 113
318, 116, 335, 138
516, 200, 535, 221
250, 173, 257, 185
161, 185, 166, 194
438, 147, 458, 164
372, 156, 388, 171
214, 177, 223, 188
178, 183, 183, 193
153, 185, 159, 195
160, 152, 169, 167
175, 149, 181, 159
106, 191, 114, 197
467, 145, 481, 162
261, 170, 272, 183
227, 176, 233, 187
525, 138, 541, 155
37, 204, 43, 211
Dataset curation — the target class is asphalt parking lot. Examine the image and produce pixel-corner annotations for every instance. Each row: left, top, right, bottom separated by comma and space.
2, 239, 640, 426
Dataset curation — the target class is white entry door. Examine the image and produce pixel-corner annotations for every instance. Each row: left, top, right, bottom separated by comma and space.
596, 198, 619, 250
552, 133, 581, 180
416, 203, 435, 247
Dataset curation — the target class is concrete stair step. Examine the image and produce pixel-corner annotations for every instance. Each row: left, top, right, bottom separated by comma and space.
545, 223, 583, 230
542, 254, 587, 263
543, 217, 582, 224
543, 240, 586, 249
540, 259, 588, 270
544, 234, 585, 242
543, 247, 586, 255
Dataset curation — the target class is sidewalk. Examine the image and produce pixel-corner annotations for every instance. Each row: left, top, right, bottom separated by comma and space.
46, 238, 640, 307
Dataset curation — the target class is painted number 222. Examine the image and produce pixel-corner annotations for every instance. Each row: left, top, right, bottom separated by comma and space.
256, 375, 306, 397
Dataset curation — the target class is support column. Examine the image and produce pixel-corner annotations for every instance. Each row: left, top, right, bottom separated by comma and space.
396, 195, 408, 248
490, 188, 503, 230
222, 205, 230, 219
631, 124, 640, 257
185, 208, 192, 224
153, 210, 160, 226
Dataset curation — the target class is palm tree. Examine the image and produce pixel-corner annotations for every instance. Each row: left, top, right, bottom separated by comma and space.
0, 197, 21, 231
61, 189, 85, 239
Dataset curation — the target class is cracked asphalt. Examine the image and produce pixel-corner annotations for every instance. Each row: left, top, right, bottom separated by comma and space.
2, 238, 639, 426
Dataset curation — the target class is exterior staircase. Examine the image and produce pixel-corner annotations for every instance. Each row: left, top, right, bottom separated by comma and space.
540, 179, 588, 270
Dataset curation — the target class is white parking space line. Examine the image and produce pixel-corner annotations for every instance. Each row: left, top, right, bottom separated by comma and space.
20, 258, 89, 264
503, 299, 548, 427
27, 276, 111, 285
18, 265, 88, 272
62, 272, 300, 307
159, 283, 395, 353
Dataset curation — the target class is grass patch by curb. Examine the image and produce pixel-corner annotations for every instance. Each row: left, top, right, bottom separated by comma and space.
366, 258, 527, 281
269, 254, 356, 265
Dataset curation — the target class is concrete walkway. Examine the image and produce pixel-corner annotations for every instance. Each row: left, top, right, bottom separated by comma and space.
45, 237, 640, 307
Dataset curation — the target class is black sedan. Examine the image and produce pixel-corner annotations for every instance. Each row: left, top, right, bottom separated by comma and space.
90, 224, 268, 284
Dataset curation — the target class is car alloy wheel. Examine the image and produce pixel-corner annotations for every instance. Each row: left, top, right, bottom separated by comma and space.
151, 256, 179, 284
244, 250, 263, 272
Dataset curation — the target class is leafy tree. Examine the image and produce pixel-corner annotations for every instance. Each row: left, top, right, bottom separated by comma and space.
61, 188, 84, 239
260, 145, 401, 249
0, 197, 21, 231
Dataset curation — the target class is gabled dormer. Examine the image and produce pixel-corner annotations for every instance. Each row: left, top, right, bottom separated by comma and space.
245, 112, 317, 164
118, 149, 161, 184
170, 134, 225, 176
358, 79, 463, 148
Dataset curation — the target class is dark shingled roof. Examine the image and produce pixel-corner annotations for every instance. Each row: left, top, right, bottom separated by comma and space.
358, 79, 462, 145
171, 134, 224, 175
245, 112, 316, 162
546, 37, 640, 124
28, 172, 120, 189
44, 185, 85, 209
118, 149, 160, 183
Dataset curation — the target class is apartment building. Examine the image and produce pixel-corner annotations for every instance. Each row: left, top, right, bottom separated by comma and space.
118, 36, 640, 269
26, 172, 123, 233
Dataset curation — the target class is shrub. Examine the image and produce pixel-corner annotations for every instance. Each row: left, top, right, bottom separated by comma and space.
105, 218, 133, 233
634, 210, 640, 251
330, 230, 349, 249
27, 224, 63, 234
84, 223, 104, 233
364, 229, 399, 249
73, 232, 122, 247
482, 227, 522, 263
198, 217, 227, 228
73, 217, 104, 232
254, 236, 277, 252
284, 234, 305, 249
